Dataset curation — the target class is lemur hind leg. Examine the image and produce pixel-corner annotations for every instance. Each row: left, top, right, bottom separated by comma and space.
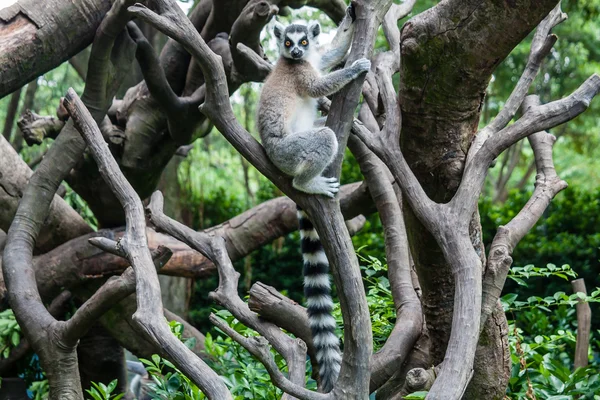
271, 127, 339, 197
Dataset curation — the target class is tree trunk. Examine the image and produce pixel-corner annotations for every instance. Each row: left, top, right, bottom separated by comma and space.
399, 0, 559, 396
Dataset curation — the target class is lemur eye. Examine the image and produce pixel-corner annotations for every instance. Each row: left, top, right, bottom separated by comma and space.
285, 41, 291, 47
301, 40, 308, 46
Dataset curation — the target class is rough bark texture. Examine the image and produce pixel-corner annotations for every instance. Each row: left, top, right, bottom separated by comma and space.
0, 0, 112, 97
399, 1, 559, 395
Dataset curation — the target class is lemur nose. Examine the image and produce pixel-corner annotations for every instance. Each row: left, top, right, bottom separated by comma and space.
291, 49, 301, 58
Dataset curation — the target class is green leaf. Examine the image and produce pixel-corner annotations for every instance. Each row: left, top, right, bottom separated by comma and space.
10, 331, 19, 347
152, 354, 161, 366
106, 379, 117, 394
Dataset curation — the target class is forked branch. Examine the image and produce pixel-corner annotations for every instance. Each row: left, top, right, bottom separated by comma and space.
64, 88, 232, 400
147, 191, 323, 400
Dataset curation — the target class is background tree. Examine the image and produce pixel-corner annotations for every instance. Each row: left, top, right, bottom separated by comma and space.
0, 0, 598, 399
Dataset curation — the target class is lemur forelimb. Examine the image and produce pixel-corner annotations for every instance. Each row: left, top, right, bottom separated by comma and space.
258, 7, 370, 197
257, 6, 369, 393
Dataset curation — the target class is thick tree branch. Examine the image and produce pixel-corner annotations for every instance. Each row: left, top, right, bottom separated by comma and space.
0, 0, 112, 97
0, 135, 92, 253
64, 88, 232, 400
348, 135, 422, 392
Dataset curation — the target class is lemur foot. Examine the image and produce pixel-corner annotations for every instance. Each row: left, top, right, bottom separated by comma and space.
294, 176, 340, 198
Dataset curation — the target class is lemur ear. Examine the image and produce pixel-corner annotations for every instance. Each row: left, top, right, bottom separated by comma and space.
273, 21, 285, 40
308, 22, 321, 39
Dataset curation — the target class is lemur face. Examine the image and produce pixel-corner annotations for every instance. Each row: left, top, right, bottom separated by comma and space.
274, 21, 320, 61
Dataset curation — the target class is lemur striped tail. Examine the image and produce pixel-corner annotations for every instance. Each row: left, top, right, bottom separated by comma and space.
297, 205, 341, 392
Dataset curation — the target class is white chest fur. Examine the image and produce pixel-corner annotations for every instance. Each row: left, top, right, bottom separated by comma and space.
290, 96, 317, 133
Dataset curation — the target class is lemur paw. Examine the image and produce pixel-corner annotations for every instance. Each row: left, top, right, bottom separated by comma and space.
316, 176, 340, 198
293, 176, 340, 197
352, 58, 371, 74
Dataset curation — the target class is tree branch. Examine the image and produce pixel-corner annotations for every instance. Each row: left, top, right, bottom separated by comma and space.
148, 190, 322, 400
480, 94, 568, 328
468, 3, 568, 162
452, 74, 600, 219
64, 88, 233, 400
17, 110, 65, 146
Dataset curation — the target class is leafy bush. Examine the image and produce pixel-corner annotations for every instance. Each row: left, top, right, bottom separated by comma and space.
0, 309, 22, 359
501, 264, 600, 399
480, 188, 600, 331
507, 323, 600, 399
28, 379, 49, 400
85, 379, 123, 400
354, 252, 396, 351
142, 315, 299, 400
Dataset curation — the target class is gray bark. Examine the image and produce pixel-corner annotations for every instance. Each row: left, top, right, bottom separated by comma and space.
0, 0, 112, 97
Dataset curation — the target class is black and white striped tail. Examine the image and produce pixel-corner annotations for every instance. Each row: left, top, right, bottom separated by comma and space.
297, 205, 341, 392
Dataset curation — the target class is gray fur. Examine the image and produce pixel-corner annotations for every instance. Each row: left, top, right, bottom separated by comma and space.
258, 12, 370, 197
258, 9, 368, 392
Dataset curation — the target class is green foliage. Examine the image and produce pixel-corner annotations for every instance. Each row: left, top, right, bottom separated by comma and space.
203, 310, 299, 399
508, 263, 578, 286
502, 287, 600, 313
141, 355, 205, 400
28, 379, 49, 400
507, 323, 600, 399
480, 188, 600, 325
0, 309, 22, 358
85, 380, 124, 400
355, 252, 396, 351
501, 260, 600, 399
142, 315, 299, 400
404, 391, 428, 400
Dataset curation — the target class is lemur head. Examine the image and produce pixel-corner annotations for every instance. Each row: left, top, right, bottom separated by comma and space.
273, 21, 320, 61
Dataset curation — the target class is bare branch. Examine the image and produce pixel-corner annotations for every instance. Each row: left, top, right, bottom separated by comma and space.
209, 314, 321, 400
452, 74, 600, 220
348, 135, 422, 392
480, 95, 569, 328
61, 268, 136, 347
61, 244, 173, 347
17, 110, 65, 146
148, 191, 327, 400
64, 88, 233, 400
469, 3, 568, 160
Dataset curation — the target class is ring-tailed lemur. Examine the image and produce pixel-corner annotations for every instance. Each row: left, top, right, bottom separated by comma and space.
257, 8, 370, 392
